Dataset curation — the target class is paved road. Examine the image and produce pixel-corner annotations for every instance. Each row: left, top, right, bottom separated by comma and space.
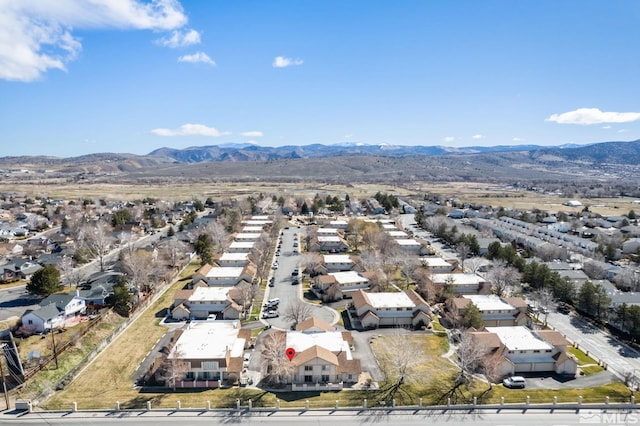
0, 228, 168, 322
4, 408, 638, 425
545, 309, 640, 383
261, 226, 336, 330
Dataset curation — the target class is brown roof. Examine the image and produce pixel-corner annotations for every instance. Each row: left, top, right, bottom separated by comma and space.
504, 297, 528, 309
227, 356, 243, 373
195, 263, 213, 277
469, 331, 502, 351
351, 290, 371, 310
405, 288, 429, 309
451, 297, 471, 311
243, 263, 258, 279
341, 331, 354, 347
173, 289, 193, 302
553, 351, 574, 366
336, 351, 362, 375
296, 317, 335, 332
535, 330, 568, 347
317, 275, 336, 285
293, 345, 338, 367
237, 328, 251, 344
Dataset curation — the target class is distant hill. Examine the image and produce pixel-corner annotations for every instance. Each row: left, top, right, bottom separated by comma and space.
146, 142, 592, 163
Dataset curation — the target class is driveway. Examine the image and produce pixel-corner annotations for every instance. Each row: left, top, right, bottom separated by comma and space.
517, 370, 618, 390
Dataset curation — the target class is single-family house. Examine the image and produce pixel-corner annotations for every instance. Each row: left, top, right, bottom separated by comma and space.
308, 235, 349, 253
312, 271, 370, 298
422, 257, 457, 273
1, 259, 43, 283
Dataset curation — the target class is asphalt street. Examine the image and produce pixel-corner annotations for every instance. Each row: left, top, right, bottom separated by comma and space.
2, 408, 638, 425
261, 227, 336, 330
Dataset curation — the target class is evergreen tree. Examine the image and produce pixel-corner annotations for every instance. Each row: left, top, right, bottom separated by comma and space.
27, 265, 62, 296
460, 303, 483, 329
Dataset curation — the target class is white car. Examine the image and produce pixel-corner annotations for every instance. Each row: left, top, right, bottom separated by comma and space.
262, 311, 279, 319
503, 376, 526, 389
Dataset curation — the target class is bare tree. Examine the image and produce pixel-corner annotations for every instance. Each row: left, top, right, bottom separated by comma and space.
456, 243, 471, 270
260, 330, 295, 385
531, 288, 554, 325
203, 221, 229, 254
375, 332, 427, 401
163, 239, 187, 269
464, 257, 486, 274
455, 333, 486, 386
300, 252, 322, 275
487, 262, 522, 297
57, 255, 75, 287
158, 345, 190, 391
282, 299, 313, 328
83, 220, 114, 272
122, 250, 156, 293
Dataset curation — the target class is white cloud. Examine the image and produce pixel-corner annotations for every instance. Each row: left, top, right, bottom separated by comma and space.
602, 125, 612, 129
241, 131, 263, 137
471, 134, 485, 140
443, 136, 456, 143
178, 52, 215, 66
512, 137, 525, 142
272, 56, 303, 68
546, 108, 640, 125
157, 28, 201, 48
0, 0, 189, 82
618, 129, 627, 133
150, 124, 230, 137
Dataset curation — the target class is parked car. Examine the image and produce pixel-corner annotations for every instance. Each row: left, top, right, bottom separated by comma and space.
291, 268, 299, 276
557, 303, 571, 314
268, 298, 280, 304
291, 278, 299, 285
503, 376, 526, 389
262, 311, 279, 319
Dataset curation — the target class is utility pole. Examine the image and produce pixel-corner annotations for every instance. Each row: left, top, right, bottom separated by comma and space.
0, 346, 10, 411
50, 326, 59, 370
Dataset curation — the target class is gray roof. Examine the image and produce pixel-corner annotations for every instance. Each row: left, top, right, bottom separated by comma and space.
28, 303, 62, 322
40, 293, 74, 310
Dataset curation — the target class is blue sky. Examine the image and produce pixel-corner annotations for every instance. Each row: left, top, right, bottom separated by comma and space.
1, 0, 640, 157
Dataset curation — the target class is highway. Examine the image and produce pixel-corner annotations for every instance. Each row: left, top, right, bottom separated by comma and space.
2, 408, 637, 425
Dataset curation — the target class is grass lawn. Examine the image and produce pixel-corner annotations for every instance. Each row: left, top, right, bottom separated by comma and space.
40, 261, 200, 410
567, 347, 605, 375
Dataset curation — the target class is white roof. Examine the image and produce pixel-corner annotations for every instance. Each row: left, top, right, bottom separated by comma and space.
431, 273, 485, 285
486, 326, 553, 352
463, 295, 514, 312
171, 320, 245, 360
235, 233, 261, 239
382, 224, 397, 230
251, 215, 270, 220
388, 230, 408, 238
242, 226, 263, 232
219, 252, 249, 261
287, 330, 352, 359
329, 271, 368, 284
229, 241, 255, 248
366, 292, 415, 309
241, 220, 270, 225
422, 257, 452, 268
395, 238, 421, 246
317, 228, 339, 234
329, 220, 348, 226
189, 286, 232, 302
204, 267, 243, 279
318, 236, 341, 242
323, 255, 352, 264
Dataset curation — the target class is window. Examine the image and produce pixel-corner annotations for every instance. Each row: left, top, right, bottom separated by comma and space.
321, 375, 330, 382
203, 361, 218, 370
321, 365, 329, 371
304, 365, 313, 371
304, 375, 313, 383
519, 350, 526, 354
545, 349, 553, 353
533, 350, 540, 353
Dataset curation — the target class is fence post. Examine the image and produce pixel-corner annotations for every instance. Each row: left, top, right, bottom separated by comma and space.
500, 396, 504, 406
363, 399, 367, 409
632, 395, 636, 405
206, 401, 211, 411
335, 400, 339, 409
72, 402, 77, 412
392, 399, 396, 408
526, 396, 530, 406
473, 396, 477, 406
305, 400, 309, 410
115, 401, 120, 411
276, 399, 280, 410
578, 396, 583, 406
248, 400, 252, 411
176, 401, 181, 410
447, 397, 451, 407
419, 398, 423, 408
147, 401, 151, 410
236, 399, 240, 410
553, 396, 557, 406
605, 396, 609, 412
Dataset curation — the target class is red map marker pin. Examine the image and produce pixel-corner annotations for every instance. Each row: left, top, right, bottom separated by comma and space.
285, 347, 296, 361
